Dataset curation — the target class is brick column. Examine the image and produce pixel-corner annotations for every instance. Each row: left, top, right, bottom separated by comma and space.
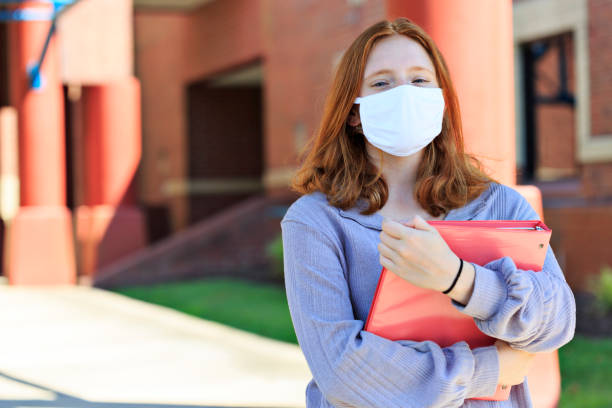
75, 77, 146, 279
387, 0, 516, 184
6, 1, 76, 285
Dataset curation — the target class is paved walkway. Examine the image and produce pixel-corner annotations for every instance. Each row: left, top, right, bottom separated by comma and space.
0, 282, 311, 408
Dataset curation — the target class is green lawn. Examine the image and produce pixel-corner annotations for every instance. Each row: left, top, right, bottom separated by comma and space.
112, 277, 298, 344
558, 335, 612, 407
111, 277, 612, 407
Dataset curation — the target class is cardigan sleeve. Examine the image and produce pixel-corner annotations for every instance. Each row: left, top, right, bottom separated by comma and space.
450, 189, 577, 353
281, 216, 500, 408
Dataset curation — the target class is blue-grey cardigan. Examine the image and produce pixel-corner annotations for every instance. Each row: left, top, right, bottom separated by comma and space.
281, 181, 576, 408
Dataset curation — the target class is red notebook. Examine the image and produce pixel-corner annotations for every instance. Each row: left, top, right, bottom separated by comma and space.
365, 220, 552, 401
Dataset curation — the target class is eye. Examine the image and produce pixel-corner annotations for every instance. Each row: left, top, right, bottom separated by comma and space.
412, 78, 429, 84
372, 81, 389, 88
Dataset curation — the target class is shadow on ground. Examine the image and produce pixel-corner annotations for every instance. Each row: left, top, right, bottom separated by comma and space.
0, 372, 281, 408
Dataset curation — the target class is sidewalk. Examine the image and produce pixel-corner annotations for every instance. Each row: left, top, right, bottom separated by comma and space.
0, 283, 311, 408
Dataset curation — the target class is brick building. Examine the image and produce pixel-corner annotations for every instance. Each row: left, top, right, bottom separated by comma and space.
132, 0, 612, 291
0, 0, 610, 292
513, 0, 612, 290
2, 3, 606, 405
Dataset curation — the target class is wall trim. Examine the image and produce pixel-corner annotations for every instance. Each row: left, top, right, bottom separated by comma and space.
263, 166, 297, 189
161, 177, 263, 196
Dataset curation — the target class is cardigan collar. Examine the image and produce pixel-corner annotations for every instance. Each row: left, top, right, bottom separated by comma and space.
336, 184, 491, 231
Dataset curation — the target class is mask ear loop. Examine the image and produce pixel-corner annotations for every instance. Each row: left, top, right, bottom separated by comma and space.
350, 103, 364, 135
352, 95, 363, 134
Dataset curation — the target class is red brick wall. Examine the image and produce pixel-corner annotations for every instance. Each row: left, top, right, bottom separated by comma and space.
183, 0, 263, 83
132, 0, 612, 293
581, 162, 612, 198
262, 0, 386, 171
135, 0, 387, 229
589, 0, 612, 137
135, 0, 263, 230
581, 0, 612, 200
135, 0, 612, 240
544, 205, 612, 291
135, 12, 190, 230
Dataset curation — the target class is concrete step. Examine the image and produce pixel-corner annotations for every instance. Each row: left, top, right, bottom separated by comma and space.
92, 193, 297, 289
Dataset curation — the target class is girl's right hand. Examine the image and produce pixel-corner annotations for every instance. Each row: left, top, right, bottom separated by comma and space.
494, 339, 536, 387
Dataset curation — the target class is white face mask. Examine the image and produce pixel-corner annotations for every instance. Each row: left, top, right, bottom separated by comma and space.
354, 84, 445, 156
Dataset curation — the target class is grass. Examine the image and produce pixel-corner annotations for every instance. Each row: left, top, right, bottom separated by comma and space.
558, 335, 612, 407
111, 277, 297, 344
112, 277, 612, 407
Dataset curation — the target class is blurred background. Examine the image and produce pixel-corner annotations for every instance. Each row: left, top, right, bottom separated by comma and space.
0, 0, 611, 407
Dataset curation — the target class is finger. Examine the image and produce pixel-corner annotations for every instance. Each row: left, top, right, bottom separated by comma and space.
402, 216, 416, 229
380, 231, 403, 252
379, 254, 396, 270
380, 233, 417, 264
406, 214, 436, 232
377, 241, 402, 264
381, 217, 409, 239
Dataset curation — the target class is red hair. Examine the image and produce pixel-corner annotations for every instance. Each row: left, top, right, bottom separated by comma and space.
291, 17, 497, 216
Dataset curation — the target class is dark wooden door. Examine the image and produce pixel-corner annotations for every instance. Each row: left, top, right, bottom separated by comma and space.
187, 84, 263, 224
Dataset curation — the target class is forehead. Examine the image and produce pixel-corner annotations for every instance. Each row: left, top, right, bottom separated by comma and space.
363, 34, 435, 77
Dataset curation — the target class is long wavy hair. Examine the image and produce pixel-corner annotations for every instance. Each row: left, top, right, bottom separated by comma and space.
290, 17, 498, 217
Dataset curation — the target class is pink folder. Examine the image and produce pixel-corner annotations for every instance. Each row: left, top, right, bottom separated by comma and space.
365, 220, 552, 401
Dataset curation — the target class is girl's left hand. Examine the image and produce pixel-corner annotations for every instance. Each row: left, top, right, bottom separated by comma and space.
378, 215, 461, 292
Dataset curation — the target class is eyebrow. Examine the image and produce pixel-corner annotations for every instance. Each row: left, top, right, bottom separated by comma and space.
364, 66, 434, 80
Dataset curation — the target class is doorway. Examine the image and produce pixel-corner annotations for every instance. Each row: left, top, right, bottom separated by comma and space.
186, 63, 264, 224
